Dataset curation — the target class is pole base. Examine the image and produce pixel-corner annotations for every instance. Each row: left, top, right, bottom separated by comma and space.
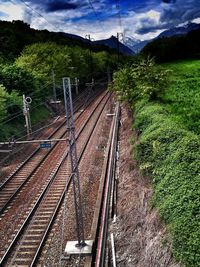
64, 240, 93, 256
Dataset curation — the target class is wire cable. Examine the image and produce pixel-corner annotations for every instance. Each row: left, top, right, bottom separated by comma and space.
87, 0, 105, 32
17, 0, 61, 32
115, 0, 123, 33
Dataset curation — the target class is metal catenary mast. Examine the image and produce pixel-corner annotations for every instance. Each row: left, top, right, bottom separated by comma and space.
62, 77, 86, 247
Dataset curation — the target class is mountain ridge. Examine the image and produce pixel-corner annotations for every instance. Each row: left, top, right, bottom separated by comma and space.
124, 22, 200, 53
93, 35, 135, 55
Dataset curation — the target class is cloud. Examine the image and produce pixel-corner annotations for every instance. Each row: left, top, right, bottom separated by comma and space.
45, 1, 79, 12
124, 0, 200, 39
0, 1, 24, 20
160, 0, 200, 26
0, 0, 200, 41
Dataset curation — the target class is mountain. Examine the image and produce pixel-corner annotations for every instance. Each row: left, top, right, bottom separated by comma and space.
123, 37, 149, 53
58, 32, 90, 43
123, 36, 142, 53
158, 22, 200, 38
141, 27, 200, 62
125, 22, 200, 53
0, 20, 124, 61
94, 36, 135, 55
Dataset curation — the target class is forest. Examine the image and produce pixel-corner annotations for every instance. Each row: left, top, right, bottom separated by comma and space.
141, 28, 200, 62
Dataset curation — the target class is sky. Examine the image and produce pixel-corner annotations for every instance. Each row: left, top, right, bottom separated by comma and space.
0, 0, 200, 41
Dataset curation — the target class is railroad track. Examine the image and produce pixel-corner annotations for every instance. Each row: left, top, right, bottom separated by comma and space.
0, 87, 89, 167
84, 102, 120, 267
0, 91, 111, 266
0, 88, 104, 215
0, 86, 102, 186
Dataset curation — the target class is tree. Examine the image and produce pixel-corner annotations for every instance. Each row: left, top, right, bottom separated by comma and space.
16, 42, 72, 84
0, 63, 40, 95
0, 84, 22, 122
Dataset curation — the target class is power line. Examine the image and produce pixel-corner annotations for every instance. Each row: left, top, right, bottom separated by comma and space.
9, 0, 61, 32
0, 81, 56, 125
87, 0, 105, 32
115, 0, 123, 33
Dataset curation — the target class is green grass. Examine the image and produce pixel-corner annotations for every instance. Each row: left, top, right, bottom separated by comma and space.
160, 59, 200, 133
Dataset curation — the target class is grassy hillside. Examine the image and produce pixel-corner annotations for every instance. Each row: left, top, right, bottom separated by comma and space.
161, 60, 200, 133
112, 58, 200, 267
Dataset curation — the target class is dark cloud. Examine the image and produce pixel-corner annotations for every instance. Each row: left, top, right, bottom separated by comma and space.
135, 0, 200, 36
160, 0, 200, 25
162, 0, 176, 3
137, 25, 163, 35
136, 16, 161, 34
46, 1, 78, 12
27, 0, 85, 12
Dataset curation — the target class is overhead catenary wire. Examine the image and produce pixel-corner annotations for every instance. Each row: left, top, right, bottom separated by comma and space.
16, 0, 61, 32
115, 0, 123, 34
87, 0, 106, 32
0, 92, 52, 125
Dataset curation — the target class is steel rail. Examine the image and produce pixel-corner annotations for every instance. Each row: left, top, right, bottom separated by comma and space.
0, 92, 111, 266
94, 102, 120, 267
30, 93, 112, 267
0, 90, 107, 215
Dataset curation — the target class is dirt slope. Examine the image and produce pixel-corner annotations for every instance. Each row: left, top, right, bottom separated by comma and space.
113, 104, 181, 267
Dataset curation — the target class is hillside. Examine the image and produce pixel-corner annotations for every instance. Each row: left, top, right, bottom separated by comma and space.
111, 58, 200, 267
141, 28, 200, 62
0, 20, 130, 62
94, 36, 135, 55
125, 22, 200, 54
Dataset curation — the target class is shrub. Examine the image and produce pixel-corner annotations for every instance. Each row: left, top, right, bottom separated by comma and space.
111, 57, 170, 104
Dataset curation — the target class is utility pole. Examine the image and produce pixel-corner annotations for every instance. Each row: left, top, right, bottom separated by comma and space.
62, 77, 93, 256
63, 77, 85, 246
85, 34, 94, 80
23, 94, 32, 139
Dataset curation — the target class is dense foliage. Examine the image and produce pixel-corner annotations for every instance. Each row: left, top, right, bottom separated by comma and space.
141, 29, 200, 62
111, 59, 200, 267
0, 63, 40, 95
112, 57, 169, 103
0, 84, 22, 139
16, 42, 118, 84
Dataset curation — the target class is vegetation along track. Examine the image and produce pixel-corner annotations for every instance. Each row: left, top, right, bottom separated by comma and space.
0, 90, 110, 266
0, 88, 104, 215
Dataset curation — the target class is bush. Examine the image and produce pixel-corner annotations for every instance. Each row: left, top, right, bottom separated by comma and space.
111, 57, 170, 104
